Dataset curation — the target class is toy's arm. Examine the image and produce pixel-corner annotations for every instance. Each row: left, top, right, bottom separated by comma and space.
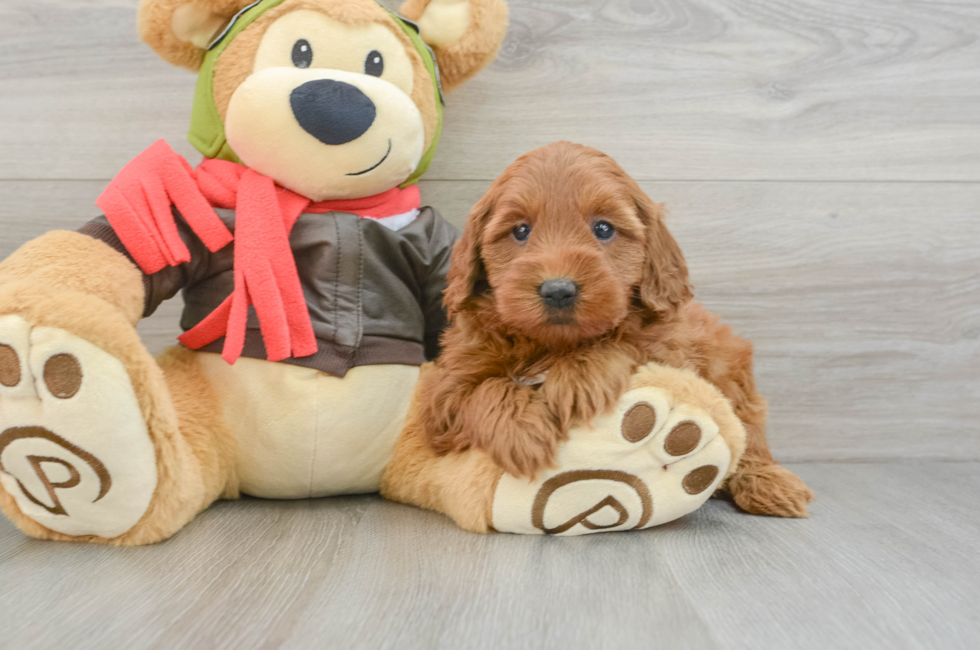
0, 202, 225, 330
0, 231, 145, 325
78, 214, 218, 320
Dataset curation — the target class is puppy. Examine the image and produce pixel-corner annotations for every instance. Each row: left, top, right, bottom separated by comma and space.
421, 141, 814, 517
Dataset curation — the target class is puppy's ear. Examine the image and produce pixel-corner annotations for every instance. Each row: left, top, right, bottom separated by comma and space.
633, 186, 693, 320
138, 0, 255, 71
444, 190, 495, 318
399, 0, 508, 93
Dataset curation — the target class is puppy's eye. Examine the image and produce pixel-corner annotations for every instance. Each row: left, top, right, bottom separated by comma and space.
292, 39, 313, 68
365, 50, 384, 77
512, 223, 532, 242
592, 220, 615, 241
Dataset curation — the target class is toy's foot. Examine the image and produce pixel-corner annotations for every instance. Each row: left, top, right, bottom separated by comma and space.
492, 367, 744, 535
0, 315, 156, 539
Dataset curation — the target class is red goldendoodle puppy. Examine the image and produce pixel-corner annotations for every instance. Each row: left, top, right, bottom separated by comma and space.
421, 141, 814, 517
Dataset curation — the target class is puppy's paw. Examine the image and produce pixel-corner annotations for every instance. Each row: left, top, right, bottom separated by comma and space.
491, 366, 744, 535
458, 376, 563, 479
481, 414, 559, 479
729, 463, 814, 518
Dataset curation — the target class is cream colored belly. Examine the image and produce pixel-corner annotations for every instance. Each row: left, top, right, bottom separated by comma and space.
198, 354, 419, 499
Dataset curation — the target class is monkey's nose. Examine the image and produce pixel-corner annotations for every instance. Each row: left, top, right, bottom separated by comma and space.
290, 79, 376, 145
539, 279, 579, 310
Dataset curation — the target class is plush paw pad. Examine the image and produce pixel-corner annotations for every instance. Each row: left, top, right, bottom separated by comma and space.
492, 385, 732, 535
0, 315, 156, 538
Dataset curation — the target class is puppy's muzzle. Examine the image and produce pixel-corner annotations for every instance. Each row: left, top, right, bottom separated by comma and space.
539, 279, 579, 310
290, 79, 376, 145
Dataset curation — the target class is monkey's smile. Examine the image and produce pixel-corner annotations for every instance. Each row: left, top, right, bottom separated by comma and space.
347, 139, 392, 176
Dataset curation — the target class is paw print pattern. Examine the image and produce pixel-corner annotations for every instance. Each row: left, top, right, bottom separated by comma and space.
492, 382, 733, 535
0, 315, 156, 539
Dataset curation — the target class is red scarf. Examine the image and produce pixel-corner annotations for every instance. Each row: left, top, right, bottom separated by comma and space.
96, 140, 421, 364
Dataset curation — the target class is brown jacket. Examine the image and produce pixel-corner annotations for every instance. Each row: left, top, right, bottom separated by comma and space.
81, 207, 458, 377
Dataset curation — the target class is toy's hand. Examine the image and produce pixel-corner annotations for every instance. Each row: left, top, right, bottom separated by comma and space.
0, 231, 146, 326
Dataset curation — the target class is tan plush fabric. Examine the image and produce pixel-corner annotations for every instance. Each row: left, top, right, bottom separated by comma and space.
0, 282, 227, 545
492, 364, 745, 535
211, 0, 440, 153
413, 0, 470, 49
171, 2, 233, 49
0, 282, 418, 541
0, 316, 158, 538
138, 0, 443, 150
400, 0, 508, 93
224, 66, 426, 200
198, 355, 420, 498
157, 346, 240, 501
0, 231, 145, 325
381, 364, 503, 533
138, 0, 259, 70
0, 0, 512, 546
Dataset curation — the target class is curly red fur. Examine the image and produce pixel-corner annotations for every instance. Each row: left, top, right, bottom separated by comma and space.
423, 141, 814, 517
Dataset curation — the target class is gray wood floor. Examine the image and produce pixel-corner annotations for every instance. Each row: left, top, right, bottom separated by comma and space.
0, 0, 978, 648
1, 463, 978, 650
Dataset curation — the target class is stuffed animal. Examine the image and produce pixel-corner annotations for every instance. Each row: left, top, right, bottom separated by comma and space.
0, 0, 761, 543
0, 0, 508, 544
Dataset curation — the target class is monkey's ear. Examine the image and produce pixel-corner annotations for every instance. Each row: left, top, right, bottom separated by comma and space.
137, 0, 255, 70
399, 0, 508, 93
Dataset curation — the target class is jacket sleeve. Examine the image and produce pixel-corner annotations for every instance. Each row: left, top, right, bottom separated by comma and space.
79, 210, 219, 319
418, 209, 460, 360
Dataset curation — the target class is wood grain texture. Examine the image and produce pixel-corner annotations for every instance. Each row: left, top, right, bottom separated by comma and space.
2, 179, 975, 462
0, 463, 976, 650
1, 0, 979, 181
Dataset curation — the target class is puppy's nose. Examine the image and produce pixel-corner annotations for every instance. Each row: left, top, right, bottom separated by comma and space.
290, 79, 376, 145
539, 279, 579, 310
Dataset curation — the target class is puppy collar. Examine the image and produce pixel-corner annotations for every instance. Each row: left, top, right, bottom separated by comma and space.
187, 0, 443, 188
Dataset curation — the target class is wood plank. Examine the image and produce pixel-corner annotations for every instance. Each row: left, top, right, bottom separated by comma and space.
0, 179, 976, 462
0, 497, 375, 649
650, 461, 980, 650
0, 0, 978, 181
0, 463, 976, 649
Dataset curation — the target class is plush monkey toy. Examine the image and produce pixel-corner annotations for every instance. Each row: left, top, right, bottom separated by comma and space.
0, 0, 507, 544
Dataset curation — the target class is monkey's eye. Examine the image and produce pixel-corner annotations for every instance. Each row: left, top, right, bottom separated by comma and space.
292, 39, 313, 68
364, 50, 384, 76
512, 223, 532, 242
592, 220, 615, 241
